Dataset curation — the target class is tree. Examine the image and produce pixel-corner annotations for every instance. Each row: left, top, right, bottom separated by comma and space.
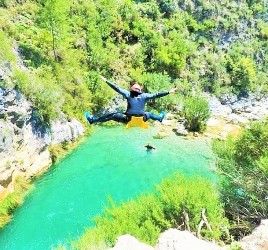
154, 32, 189, 77
37, 0, 71, 61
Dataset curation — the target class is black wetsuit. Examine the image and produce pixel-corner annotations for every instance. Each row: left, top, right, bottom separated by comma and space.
145, 144, 156, 150
91, 80, 169, 124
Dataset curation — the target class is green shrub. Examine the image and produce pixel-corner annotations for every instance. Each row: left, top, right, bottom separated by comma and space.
259, 21, 268, 39
212, 119, 268, 237
230, 241, 243, 250
154, 31, 191, 77
140, 72, 177, 110
250, 72, 268, 94
0, 30, 16, 64
227, 57, 256, 94
157, 174, 228, 241
0, 0, 7, 7
72, 174, 228, 249
0, 176, 31, 228
182, 96, 210, 132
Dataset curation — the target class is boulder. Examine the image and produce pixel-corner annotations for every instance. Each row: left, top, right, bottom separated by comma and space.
227, 114, 249, 124
239, 220, 268, 250
207, 117, 220, 127
175, 124, 188, 136
208, 95, 232, 116
108, 234, 154, 250
162, 119, 173, 126
155, 229, 223, 250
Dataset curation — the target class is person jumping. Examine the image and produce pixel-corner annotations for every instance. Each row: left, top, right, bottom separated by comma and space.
85, 75, 178, 125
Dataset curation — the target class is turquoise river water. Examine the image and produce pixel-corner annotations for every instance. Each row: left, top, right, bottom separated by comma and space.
0, 126, 214, 250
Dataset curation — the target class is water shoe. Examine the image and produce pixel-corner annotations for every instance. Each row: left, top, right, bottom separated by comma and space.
159, 111, 166, 122
84, 111, 94, 124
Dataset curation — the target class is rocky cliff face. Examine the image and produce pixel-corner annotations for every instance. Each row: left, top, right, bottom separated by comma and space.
0, 87, 84, 198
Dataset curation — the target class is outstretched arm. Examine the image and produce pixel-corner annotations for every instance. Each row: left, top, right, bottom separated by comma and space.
99, 75, 129, 97
145, 87, 179, 100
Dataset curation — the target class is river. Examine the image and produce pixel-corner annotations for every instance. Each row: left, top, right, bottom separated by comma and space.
0, 126, 214, 250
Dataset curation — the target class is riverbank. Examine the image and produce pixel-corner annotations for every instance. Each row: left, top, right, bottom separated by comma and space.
0, 88, 86, 198
152, 92, 268, 141
0, 87, 89, 229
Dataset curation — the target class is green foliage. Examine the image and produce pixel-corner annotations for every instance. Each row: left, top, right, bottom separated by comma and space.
72, 174, 228, 249
0, 176, 31, 228
154, 31, 191, 77
234, 120, 268, 166
11, 68, 61, 123
137, 2, 161, 21
0, 0, 6, 7
227, 56, 256, 94
158, 174, 228, 240
258, 20, 268, 39
49, 135, 86, 163
0, 0, 92, 122
0, 30, 17, 88
0, 30, 16, 64
140, 72, 178, 110
212, 120, 268, 237
250, 2, 265, 14
182, 96, 210, 132
230, 241, 243, 250
0, 0, 268, 123
37, 0, 71, 61
157, 0, 177, 17
85, 70, 113, 113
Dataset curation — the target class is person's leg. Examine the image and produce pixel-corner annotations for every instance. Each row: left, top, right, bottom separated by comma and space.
85, 112, 129, 124
144, 111, 166, 122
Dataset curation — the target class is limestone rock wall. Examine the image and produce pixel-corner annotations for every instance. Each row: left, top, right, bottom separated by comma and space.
0, 87, 84, 198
